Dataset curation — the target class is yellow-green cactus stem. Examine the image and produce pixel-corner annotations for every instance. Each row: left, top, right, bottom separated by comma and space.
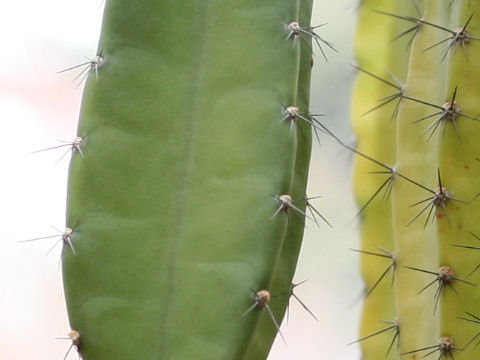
353, 0, 480, 359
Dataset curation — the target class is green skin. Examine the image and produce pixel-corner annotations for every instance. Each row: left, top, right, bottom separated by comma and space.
63, 1, 314, 359
354, 0, 480, 359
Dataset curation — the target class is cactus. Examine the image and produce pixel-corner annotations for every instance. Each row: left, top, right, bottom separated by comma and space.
61, 0, 327, 359
351, 0, 480, 359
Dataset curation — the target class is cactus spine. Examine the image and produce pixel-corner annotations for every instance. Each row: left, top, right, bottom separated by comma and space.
353, 0, 480, 359
62, 0, 317, 359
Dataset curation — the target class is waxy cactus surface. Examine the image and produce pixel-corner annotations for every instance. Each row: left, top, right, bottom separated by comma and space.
62, 0, 317, 359
352, 1, 480, 359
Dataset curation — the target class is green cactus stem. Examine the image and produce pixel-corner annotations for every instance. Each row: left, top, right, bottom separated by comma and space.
62, 0, 321, 359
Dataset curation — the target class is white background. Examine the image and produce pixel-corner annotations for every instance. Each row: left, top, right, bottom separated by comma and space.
0, 1, 362, 359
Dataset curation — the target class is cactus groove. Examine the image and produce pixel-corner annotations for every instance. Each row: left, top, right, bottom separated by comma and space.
352, 0, 480, 359
63, 0, 317, 359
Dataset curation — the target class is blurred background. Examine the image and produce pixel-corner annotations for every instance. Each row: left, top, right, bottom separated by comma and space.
0, 0, 363, 358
